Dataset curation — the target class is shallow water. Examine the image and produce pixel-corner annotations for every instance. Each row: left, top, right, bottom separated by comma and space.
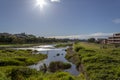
18, 45, 79, 75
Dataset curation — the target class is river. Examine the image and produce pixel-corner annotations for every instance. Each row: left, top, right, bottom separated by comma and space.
17, 45, 79, 75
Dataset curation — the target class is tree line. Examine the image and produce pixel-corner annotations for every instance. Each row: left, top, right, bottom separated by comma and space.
0, 33, 71, 44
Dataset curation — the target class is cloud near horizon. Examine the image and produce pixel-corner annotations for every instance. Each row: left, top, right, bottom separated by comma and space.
47, 33, 113, 39
50, 0, 61, 2
112, 18, 120, 24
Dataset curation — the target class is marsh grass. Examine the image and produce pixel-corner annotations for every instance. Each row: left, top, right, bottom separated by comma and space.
0, 49, 47, 80
55, 43, 73, 48
0, 49, 47, 66
48, 61, 71, 72
72, 42, 120, 80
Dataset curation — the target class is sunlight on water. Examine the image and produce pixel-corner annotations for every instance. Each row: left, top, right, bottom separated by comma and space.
17, 45, 79, 75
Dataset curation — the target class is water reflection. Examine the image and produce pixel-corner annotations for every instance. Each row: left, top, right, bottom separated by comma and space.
18, 45, 79, 75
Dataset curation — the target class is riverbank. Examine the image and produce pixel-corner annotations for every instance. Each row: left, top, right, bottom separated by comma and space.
66, 42, 120, 80
28, 45, 80, 75
55, 43, 73, 48
0, 45, 85, 80
65, 46, 87, 80
0, 49, 47, 80
0, 44, 41, 49
0, 42, 72, 49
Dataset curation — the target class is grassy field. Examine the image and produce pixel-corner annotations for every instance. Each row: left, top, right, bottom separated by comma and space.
0, 49, 47, 66
0, 49, 47, 80
55, 43, 73, 48
72, 42, 120, 80
0, 44, 43, 48
4, 67, 84, 80
0, 47, 85, 80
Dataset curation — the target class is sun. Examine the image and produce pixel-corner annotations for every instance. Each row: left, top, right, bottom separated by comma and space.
36, 0, 47, 10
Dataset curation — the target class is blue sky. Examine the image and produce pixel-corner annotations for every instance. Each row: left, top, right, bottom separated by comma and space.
0, 0, 120, 38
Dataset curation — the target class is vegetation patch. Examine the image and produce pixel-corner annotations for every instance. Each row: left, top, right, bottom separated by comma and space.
72, 42, 120, 80
0, 49, 47, 80
55, 43, 73, 48
6, 67, 82, 80
48, 61, 71, 72
0, 49, 47, 66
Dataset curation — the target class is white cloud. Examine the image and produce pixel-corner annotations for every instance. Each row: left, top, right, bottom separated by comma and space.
47, 33, 113, 39
50, 0, 60, 2
112, 18, 120, 24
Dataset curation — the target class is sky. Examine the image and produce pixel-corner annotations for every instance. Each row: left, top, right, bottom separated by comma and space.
0, 0, 120, 39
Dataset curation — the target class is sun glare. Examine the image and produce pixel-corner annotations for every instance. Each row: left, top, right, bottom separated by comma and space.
36, 0, 47, 10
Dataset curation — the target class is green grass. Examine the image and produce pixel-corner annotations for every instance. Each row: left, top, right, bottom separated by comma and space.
27, 71, 83, 80
0, 49, 47, 80
55, 43, 73, 48
72, 42, 120, 80
48, 61, 71, 72
0, 45, 86, 80
0, 49, 47, 66
6, 67, 84, 80
0, 44, 41, 48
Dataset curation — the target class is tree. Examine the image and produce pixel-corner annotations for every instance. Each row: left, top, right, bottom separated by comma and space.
88, 38, 96, 43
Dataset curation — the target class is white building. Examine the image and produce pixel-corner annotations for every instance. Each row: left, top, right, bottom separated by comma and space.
107, 33, 120, 44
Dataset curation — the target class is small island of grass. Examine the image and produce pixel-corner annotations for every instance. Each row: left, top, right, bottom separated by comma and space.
48, 61, 72, 72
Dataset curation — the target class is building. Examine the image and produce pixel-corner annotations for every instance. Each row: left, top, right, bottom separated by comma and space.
107, 33, 120, 44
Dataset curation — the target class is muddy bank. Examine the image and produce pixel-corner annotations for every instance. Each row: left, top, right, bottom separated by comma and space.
65, 47, 89, 80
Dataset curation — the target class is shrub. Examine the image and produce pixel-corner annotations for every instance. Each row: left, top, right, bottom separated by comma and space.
48, 61, 71, 72
0, 71, 8, 80
14, 57, 27, 62
9, 68, 38, 80
74, 46, 84, 52
0, 60, 24, 66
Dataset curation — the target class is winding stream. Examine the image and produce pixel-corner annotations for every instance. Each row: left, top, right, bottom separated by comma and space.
18, 45, 79, 75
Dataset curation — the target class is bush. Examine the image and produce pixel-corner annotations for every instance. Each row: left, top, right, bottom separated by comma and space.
88, 38, 96, 43
9, 68, 38, 80
0, 60, 24, 66
115, 44, 120, 48
14, 57, 27, 62
0, 71, 8, 80
0, 49, 47, 66
74, 46, 84, 52
55, 43, 73, 48
48, 61, 71, 72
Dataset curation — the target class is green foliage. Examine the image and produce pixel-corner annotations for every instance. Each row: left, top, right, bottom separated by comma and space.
40, 63, 47, 73
0, 49, 48, 80
55, 43, 73, 48
114, 44, 120, 48
0, 33, 70, 44
27, 71, 81, 80
88, 38, 96, 43
79, 73, 86, 80
74, 46, 85, 52
9, 68, 38, 80
0, 71, 9, 80
0, 46, 85, 80
0, 49, 47, 66
73, 42, 120, 80
48, 61, 71, 72
65, 53, 81, 70
4, 67, 81, 80
0, 59, 24, 66
73, 44, 85, 52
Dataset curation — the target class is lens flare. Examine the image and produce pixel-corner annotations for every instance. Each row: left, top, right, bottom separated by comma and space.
36, 0, 47, 9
